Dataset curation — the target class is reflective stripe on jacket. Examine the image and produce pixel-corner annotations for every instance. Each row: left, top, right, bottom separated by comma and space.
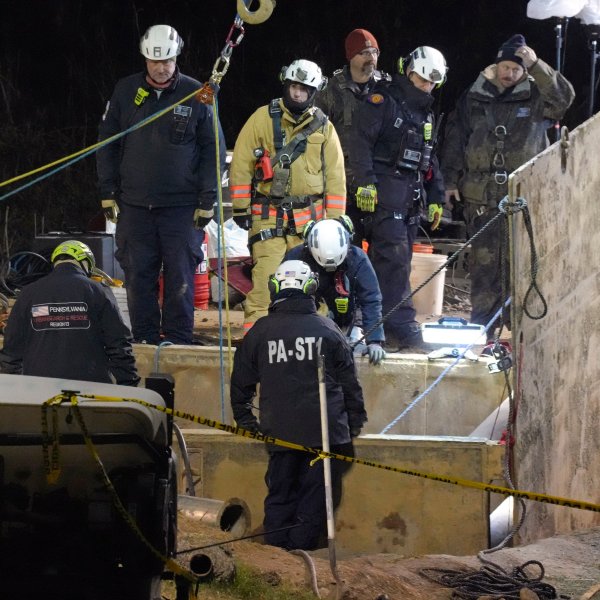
230, 100, 346, 219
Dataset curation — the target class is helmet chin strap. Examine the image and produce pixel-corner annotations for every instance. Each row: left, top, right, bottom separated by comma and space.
282, 81, 316, 115
145, 65, 179, 90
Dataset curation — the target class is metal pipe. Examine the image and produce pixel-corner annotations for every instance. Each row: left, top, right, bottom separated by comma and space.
173, 422, 195, 496
590, 39, 598, 119
318, 355, 344, 598
177, 495, 250, 537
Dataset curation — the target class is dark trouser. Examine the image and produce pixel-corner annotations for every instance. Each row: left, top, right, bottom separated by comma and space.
464, 201, 510, 333
368, 208, 419, 341
345, 200, 368, 248
263, 443, 354, 551
116, 204, 204, 345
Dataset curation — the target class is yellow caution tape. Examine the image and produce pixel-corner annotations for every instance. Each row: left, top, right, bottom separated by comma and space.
69, 392, 600, 514
40, 392, 199, 588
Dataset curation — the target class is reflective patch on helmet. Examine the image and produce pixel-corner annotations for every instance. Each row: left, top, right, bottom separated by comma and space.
367, 93, 384, 105
101, 101, 110, 122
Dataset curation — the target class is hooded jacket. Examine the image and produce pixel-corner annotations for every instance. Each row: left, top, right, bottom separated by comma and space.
441, 59, 575, 203
230, 291, 367, 449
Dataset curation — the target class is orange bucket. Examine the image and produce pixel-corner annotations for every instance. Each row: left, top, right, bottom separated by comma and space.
412, 242, 434, 254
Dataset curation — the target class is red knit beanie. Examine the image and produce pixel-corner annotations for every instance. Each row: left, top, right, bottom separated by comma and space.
345, 29, 379, 60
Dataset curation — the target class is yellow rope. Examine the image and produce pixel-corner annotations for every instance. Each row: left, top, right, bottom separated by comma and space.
0, 87, 201, 189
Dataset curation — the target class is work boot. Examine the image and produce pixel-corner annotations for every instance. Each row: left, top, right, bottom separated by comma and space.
390, 323, 433, 353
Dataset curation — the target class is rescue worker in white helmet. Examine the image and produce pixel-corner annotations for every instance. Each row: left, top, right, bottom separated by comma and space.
230, 260, 366, 550
97, 24, 226, 345
285, 217, 386, 365
0, 241, 139, 385
348, 46, 448, 350
229, 59, 346, 335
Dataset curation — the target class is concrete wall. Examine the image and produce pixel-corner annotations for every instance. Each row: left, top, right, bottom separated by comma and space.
133, 345, 507, 437
511, 114, 600, 541
181, 429, 504, 556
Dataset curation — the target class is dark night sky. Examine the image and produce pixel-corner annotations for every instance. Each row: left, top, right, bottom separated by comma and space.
0, 1, 596, 237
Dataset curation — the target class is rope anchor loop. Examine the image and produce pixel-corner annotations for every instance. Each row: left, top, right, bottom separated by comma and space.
237, 0, 276, 24
498, 195, 527, 215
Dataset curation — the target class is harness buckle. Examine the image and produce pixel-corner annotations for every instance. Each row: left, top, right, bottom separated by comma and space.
494, 171, 508, 185
261, 229, 274, 241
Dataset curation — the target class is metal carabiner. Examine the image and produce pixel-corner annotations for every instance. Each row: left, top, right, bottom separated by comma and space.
237, 0, 276, 25
494, 125, 507, 138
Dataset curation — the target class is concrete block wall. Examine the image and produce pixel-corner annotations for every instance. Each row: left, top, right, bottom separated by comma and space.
511, 114, 600, 541
132, 345, 508, 437
182, 429, 504, 556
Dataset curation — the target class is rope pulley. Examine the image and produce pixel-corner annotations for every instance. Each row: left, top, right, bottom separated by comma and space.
196, 0, 275, 104
237, 0, 276, 24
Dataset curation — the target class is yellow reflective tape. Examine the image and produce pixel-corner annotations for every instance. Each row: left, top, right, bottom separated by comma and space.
70, 393, 600, 514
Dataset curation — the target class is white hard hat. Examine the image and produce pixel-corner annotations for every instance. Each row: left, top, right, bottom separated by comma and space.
307, 219, 350, 271
402, 46, 448, 86
269, 260, 318, 296
280, 59, 327, 91
140, 25, 184, 60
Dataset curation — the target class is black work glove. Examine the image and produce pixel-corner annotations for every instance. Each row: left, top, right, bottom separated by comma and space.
236, 418, 261, 434
349, 426, 362, 438
233, 214, 252, 231
193, 208, 213, 230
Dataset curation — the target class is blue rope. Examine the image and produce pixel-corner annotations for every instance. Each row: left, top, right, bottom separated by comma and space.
378, 299, 511, 435
211, 94, 227, 423
0, 102, 185, 204
154, 341, 174, 373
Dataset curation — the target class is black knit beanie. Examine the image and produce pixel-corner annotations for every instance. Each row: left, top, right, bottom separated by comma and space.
495, 34, 526, 66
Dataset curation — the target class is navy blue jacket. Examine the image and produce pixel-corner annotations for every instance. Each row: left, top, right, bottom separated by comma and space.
285, 244, 384, 343
97, 68, 226, 210
230, 292, 367, 450
349, 74, 445, 214
0, 263, 139, 386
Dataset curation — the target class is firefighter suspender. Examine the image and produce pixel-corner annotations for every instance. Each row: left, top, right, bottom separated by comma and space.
248, 103, 328, 247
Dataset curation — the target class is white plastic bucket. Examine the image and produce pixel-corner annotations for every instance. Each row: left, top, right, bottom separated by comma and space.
409, 252, 447, 316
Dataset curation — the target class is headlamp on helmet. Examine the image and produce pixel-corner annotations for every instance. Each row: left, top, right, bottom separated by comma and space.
398, 46, 448, 87
50, 240, 96, 275
280, 59, 328, 92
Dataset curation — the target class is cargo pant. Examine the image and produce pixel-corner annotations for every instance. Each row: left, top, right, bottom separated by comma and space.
463, 199, 510, 334
368, 208, 419, 343
116, 203, 204, 344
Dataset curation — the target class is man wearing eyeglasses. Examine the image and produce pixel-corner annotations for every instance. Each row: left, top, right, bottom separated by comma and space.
316, 29, 390, 246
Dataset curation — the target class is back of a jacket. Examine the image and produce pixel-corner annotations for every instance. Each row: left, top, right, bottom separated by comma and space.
230, 294, 366, 449
0, 264, 138, 385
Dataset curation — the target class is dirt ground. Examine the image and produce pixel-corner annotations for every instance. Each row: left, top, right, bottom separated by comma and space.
170, 515, 600, 599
